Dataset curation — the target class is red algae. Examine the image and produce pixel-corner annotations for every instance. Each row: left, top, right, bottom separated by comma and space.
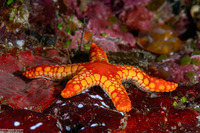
43, 87, 124, 132
126, 108, 200, 132
18, 51, 59, 67
125, 88, 200, 132
0, 105, 61, 133
0, 51, 59, 112
0, 54, 23, 73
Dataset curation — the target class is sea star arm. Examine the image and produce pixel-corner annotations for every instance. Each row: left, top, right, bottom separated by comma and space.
23, 64, 83, 80
100, 77, 131, 112
61, 70, 98, 98
116, 65, 178, 92
89, 43, 109, 63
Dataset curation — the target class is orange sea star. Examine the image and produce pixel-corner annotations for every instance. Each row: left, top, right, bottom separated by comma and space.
23, 43, 178, 112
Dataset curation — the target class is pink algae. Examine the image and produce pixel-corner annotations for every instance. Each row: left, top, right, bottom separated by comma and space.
120, 4, 154, 32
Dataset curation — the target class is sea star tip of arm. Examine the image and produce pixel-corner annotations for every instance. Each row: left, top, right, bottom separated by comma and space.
116, 99, 132, 112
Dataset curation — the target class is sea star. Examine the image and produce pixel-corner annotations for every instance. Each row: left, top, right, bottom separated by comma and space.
23, 43, 178, 112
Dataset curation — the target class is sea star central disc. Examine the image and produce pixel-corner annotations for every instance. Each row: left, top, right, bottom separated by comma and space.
23, 43, 178, 112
